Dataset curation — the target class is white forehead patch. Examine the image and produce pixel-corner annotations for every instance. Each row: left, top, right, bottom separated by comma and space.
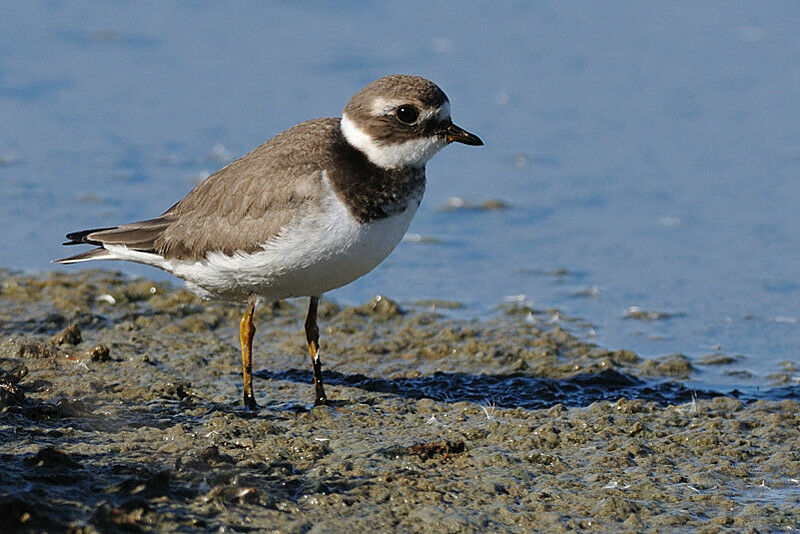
438, 100, 451, 121
341, 113, 448, 169
371, 97, 403, 116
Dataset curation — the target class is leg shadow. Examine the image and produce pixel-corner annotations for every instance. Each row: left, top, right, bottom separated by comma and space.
253, 368, 755, 409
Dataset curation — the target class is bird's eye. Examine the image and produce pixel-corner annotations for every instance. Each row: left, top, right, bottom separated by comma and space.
395, 105, 419, 124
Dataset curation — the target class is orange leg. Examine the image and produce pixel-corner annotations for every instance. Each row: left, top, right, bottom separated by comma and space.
305, 296, 327, 405
239, 296, 258, 410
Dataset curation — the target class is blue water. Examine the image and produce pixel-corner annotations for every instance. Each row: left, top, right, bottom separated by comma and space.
2, 2, 798, 388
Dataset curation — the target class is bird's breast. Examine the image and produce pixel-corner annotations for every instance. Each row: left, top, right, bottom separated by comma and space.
172, 171, 422, 302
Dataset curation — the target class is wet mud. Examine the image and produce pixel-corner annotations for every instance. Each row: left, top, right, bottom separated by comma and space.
1, 270, 798, 532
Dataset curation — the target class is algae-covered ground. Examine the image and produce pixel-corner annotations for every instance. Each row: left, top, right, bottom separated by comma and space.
1, 270, 798, 532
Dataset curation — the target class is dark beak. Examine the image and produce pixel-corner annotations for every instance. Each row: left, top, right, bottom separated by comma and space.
444, 123, 484, 146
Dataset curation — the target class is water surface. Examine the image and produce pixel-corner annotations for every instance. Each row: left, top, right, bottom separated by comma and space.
1, 2, 799, 388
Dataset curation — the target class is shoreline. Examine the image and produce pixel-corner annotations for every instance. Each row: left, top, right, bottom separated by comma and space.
1, 270, 798, 531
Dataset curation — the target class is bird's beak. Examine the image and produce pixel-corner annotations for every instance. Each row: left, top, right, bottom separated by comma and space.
444, 123, 484, 146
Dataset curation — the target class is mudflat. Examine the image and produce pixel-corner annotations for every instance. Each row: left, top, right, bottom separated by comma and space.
1, 270, 798, 532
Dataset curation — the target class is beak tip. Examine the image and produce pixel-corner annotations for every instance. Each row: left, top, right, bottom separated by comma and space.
445, 123, 484, 147
461, 134, 484, 147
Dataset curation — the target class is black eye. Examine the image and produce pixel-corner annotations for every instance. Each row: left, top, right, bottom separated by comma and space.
395, 105, 419, 124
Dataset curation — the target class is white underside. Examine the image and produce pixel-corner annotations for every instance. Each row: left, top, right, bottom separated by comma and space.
94, 172, 422, 302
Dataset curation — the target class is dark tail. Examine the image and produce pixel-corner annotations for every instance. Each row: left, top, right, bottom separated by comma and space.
63, 227, 118, 246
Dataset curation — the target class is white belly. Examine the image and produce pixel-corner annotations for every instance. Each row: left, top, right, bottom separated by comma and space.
167, 174, 421, 302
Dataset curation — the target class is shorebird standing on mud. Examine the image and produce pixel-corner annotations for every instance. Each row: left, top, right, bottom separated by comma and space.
57, 75, 483, 409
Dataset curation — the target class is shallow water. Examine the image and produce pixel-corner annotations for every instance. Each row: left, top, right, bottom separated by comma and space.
1, 2, 798, 388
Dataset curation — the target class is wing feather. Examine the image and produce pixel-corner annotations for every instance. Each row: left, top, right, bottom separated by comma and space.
57, 118, 343, 263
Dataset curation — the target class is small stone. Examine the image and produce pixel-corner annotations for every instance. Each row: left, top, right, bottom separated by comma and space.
0, 364, 28, 406
362, 295, 404, 319
23, 447, 81, 469
639, 353, 693, 378
627, 421, 645, 436
53, 324, 82, 346
161, 380, 192, 400
610, 349, 640, 364
625, 307, 684, 321
13, 340, 61, 359
698, 353, 739, 365
84, 345, 111, 362
409, 440, 466, 460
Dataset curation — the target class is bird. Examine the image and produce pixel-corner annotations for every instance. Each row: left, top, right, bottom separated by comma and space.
56, 74, 483, 409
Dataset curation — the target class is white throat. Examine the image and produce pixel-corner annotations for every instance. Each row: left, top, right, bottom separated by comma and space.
340, 113, 447, 170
